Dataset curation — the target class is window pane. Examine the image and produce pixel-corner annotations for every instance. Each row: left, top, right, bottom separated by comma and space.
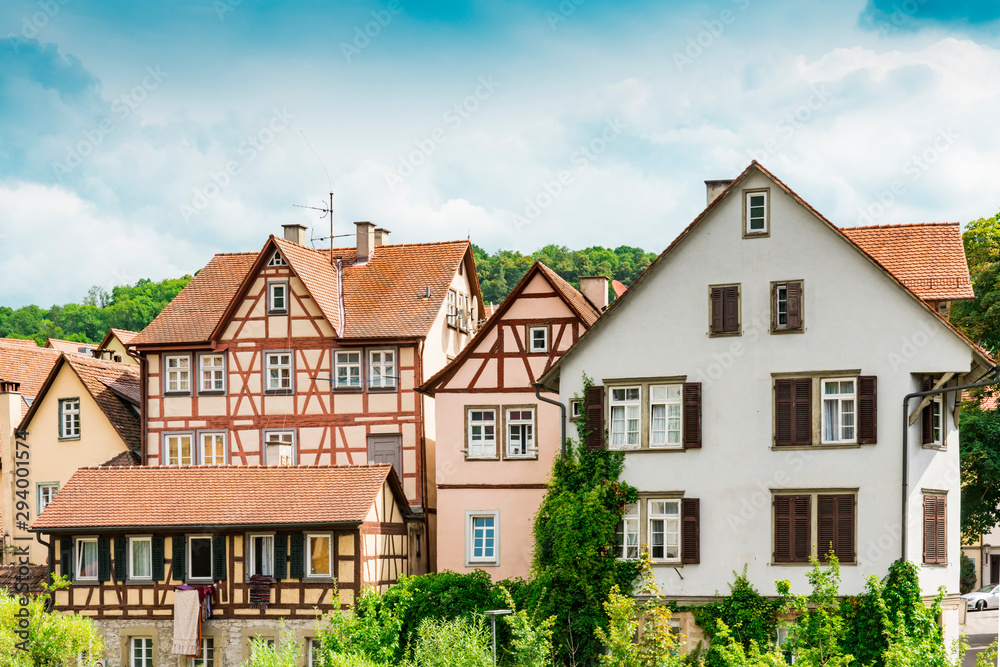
190, 538, 212, 579
132, 539, 152, 579
78, 541, 98, 578
310, 536, 330, 576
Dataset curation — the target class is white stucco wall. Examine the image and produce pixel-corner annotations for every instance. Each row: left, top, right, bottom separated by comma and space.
555, 169, 976, 598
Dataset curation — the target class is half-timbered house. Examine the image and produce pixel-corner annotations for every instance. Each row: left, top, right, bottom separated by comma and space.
419, 262, 602, 578
33, 463, 408, 667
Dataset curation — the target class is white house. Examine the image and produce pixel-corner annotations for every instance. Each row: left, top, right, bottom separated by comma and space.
539, 162, 992, 640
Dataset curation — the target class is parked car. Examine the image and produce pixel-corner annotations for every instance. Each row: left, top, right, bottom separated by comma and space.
962, 584, 1000, 611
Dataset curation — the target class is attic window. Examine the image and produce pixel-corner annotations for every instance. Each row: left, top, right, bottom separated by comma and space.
744, 189, 769, 237
268, 252, 287, 267
458, 261, 464, 276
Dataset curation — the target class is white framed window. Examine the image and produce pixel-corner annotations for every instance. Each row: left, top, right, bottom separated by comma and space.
775, 284, 788, 328
199, 354, 225, 393
130, 637, 154, 667
129, 536, 152, 580
200, 432, 227, 465
745, 190, 768, 234
334, 350, 362, 389
165, 433, 194, 466
570, 399, 583, 421
616, 502, 640, 560
648, 499, 681, 562
187, 535, 214, 581
265, 351, 293, 392
369, 349, 396, 389
268, 281, 288, 313
264, 430, 295, 465
267, 251, 286, 267
248, 534, 274, 578
467, 408, 497, 458
37, 483, 58, 514
75, 537, 98, 581
931, 396, 943, 445
506, 408, 535, 457
308, 639, 322, 667
447, 290, 457, 328
467, 511, 499, 565
529, 325, 548, 353
457, 293, 468, 331
609, 386, 641, 449
306, 533, 332, 577
822, 378, 856, 443
650, 385, 683, 448
191, 637, 215, 667
165, 355, 191, 393
59, 398, 81, 438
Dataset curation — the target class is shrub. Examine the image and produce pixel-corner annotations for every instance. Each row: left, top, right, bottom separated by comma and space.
242, 627, 301, 667
409, 616, 493, 667
961, 555, 977, 595
692, 567, 783, 667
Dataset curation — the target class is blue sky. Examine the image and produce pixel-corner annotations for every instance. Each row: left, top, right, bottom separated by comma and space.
1, 0, 999, 307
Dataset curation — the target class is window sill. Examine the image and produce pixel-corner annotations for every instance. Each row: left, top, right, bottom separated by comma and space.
126, 578, 154, 585
650, 561, 684, 567
267, 310, 289, 316
922, 444, 947, 451
922, 562, 948, 568
464, 456, 500, 461
771, 443, 861, 451
612, 447, 685, 454
264, 389, 294, 396
770, 327, 805, 335
303, 575, 336, 582
771, 561, 857, 567
708, 330, 742, 338
186, 579, 215, 585
368, 386, 398, 393
58, 436, 81, 442
504, 454, 538, 461
466, 561, 499, 568
163, 392, 193, 397
198, 390, 226, 397
743, 230, 770, 239
332, 386, 364, 393
72, 579, 100, 585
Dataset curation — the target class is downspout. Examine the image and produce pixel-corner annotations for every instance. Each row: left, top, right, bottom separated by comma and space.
533, 383, 567, 457
901, 365, 1000, 561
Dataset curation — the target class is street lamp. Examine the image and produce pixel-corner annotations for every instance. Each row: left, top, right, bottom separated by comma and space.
483, 609, 511, 667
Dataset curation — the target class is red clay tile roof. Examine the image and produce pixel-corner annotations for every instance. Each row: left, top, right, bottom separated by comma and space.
0, 338, 37, 346
841, 223, 974, 301
537, 264, 601, 327
132, 253, 259, 346
100, 450, 142, 466
0, 342, 62, 417
134, 238, 475, 345
98, 328, 139, 350
33, 465, 399, 530
45, 339, 97, 355
0, 564, 48, 594
612, 280, 628, 298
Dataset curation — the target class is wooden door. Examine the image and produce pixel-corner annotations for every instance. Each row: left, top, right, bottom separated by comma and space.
991, 555, 999, 585
368, 434, 403, 480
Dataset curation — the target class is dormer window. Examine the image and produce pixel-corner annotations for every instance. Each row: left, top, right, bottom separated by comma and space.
744, 189, 769, 237
267, 251, 286, 267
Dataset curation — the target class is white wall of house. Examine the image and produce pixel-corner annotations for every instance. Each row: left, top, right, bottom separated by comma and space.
554, 168, 978, 599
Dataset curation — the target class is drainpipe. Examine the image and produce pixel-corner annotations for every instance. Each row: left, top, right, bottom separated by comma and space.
533, 383, 567, 457
901, 366, 1000, 561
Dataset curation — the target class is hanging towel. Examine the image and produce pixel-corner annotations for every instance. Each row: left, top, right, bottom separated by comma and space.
172, 589, 201, 656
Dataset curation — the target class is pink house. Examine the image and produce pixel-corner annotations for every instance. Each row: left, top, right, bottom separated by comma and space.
419, 263, 603, 579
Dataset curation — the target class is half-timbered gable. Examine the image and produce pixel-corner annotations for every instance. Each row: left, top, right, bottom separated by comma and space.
420, 262, 602, 579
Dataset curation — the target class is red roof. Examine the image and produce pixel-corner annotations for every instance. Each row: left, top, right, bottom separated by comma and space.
0, 341, 62, 416
841, 223, 974, 301
45, 339, 97, 355
33, 464, 405, 531
0, 338, 37, 347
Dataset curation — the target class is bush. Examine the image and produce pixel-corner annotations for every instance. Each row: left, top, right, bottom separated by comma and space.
961, 556, 978, 595
410, 616, 493, 667
242, 627, 301, 667
692, 567, 783, 667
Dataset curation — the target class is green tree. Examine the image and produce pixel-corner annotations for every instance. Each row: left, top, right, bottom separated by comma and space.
959, 404, 1000, 542
952, 211, 1000, 354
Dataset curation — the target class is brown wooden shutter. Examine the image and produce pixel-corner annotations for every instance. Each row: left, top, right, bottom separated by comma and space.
818, 495, 834, 560
921, 376, 934, 445
584, 384, 605, 451
936, 495, 947, 564
838, 495, 856, 563
774, 495, 811, 562
786, 282, 802, 330
775, 380, 793, 447
858, 376, 877, 444
681, 498, 700, 564
923, 495, 947, 564
776, 379, 812, 447
710, 287, 724, 333
792, 495, 811, 562
683, 382, 702, 449
818, 495, 855, 563
773, 496, 791, 562
723, 286, 739, 332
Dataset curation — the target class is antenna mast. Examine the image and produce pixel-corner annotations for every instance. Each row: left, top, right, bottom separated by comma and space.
293, 193, 338, 265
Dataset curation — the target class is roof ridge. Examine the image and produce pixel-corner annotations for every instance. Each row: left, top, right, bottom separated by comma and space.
841, 221, 960, 230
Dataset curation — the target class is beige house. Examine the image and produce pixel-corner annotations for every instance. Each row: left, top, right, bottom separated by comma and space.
95, 329, 140, 365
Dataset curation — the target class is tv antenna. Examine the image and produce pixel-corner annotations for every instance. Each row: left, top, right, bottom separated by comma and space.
294, 193, 336, 265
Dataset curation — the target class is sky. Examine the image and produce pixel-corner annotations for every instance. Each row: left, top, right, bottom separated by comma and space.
1, 0, 999, 308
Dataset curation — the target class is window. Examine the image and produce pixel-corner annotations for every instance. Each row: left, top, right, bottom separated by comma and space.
199, 354, 225, 393
772, 281, 803, 332
922, 376, 944, 447
467, 409, 497, 458
130, 637, 154, 667
188, 536, 213, 581
307, 534, 331, 577
616, 502, 640, 560
37, 483, 58, 514
268, 282, 288, 314
129, 536, 152, 580
745, 189, 768, 235
457, 293, 468, 331
923, 494, 947, 564
648, 500, 681, 562
334, 350, 362, 389
774, 492, 856, 563
609, 387, 641, 449
709, 285, 740, 335
506, 408, 535, 457
265, 352, 293, 393
59, 398, 80, 439
447, 290, 457, 328
165, 355, 191, 393
267, 251, 286, 267
930, 397, 943, 445
200, 432, 226, 465
264, 430, 295, 465
822, 379, 856, 443
75, 537, 98, 581
308, 639, 322, 667
570, 399, 583, 421
650, 385, 682, 448
467, 512, 498, 565
165, 433, 194, 466
528, 326, 548, 353
191, 637, 214, 667
248, 534, 274, 578
369, 349, 396, 389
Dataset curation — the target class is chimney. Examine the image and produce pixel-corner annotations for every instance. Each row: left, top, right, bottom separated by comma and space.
579, 276, 609, 311
355, 221, 376, 263
0, 380, 22, 445
705, 179, 734, 206
282, 224, 308, 245
373, 228, 391, 247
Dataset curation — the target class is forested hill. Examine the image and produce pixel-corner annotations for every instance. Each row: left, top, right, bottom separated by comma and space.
0, 245, 658, 344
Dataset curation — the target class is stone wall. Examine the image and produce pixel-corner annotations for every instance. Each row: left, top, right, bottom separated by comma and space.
94, 616, 323, 667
